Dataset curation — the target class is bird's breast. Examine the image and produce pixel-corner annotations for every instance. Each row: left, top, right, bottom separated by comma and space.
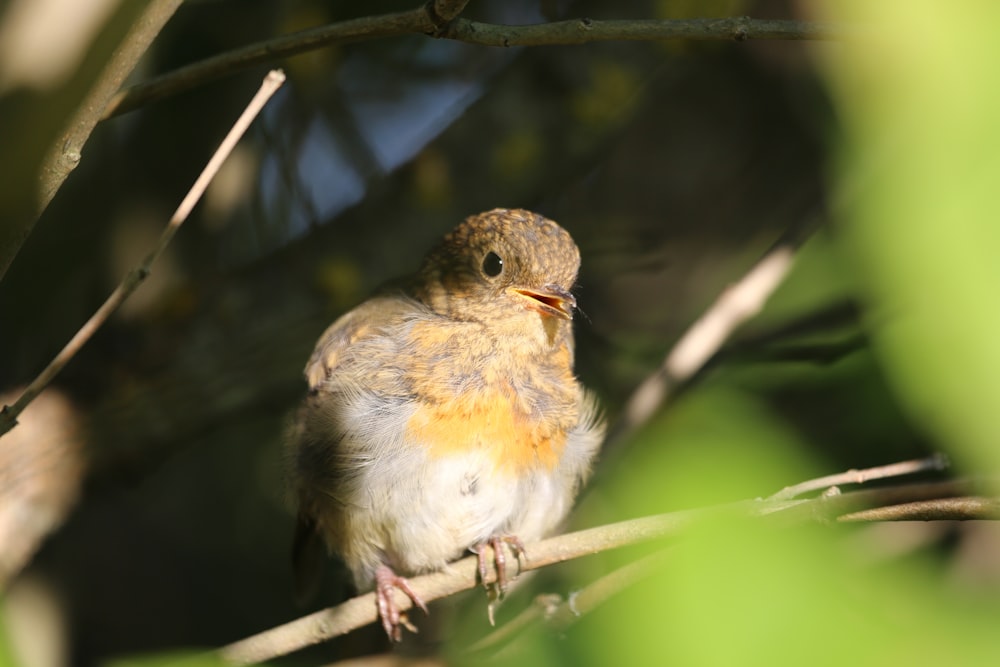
405, 391, 566, 473
402, 318, 579, 474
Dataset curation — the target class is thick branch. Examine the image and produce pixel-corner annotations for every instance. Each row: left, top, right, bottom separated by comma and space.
36, 1, 182, 230
106, 13, 845, 119
2, 0, 183, 283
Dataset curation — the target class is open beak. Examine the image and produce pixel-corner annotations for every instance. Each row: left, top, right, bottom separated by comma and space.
510, 284, 576, 320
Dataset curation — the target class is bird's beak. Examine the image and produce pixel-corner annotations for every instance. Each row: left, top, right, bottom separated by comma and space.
510, 284, 576, 320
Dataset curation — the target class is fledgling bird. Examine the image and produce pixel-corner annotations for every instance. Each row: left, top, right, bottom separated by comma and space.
287, 208, 604, 640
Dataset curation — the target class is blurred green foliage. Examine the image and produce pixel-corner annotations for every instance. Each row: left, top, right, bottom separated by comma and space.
4, 1, 1000, 665
824, 1, 1000, 473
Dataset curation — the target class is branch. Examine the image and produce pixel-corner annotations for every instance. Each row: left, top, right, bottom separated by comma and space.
465, 552, 668, 655
769, 454, 951, 501
218, 471, 979, 664
427, 0, 473, 27
440, 16, 846, 47
0, 71, 286, 440
1, 0, 184, 283
105, 11, 847, 119
32, 0, 178, 263
711, 299, 866, 367
470, 489, 994, 654
219, 509, 698, 664
838, 497, 1000, 522
606, 218, 820, 448
103, 7, 433, 119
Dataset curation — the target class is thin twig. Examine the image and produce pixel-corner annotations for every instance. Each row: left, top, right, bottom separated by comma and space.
467, 478, 986, 654
711, 299, 866, 367
105, 12, 848, 119
103, 8, 432, 119
218, 475, 980, 664
838, 497, 1000, 522
769, 454, 951, 501
441, 16, 847, 46
466, 551, 668, 655
0, 71, 286, 440
724, 336, 868, 366
462, 594, 560, 655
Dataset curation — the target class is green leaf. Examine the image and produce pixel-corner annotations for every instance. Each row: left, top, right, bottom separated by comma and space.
820, 1, 1000, 471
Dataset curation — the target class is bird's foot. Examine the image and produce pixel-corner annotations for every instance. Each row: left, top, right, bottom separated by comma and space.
472, 535, 527, 623
374, 564, 428, 642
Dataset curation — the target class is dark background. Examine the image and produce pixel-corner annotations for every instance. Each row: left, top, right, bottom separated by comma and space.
0, 0, 948, 665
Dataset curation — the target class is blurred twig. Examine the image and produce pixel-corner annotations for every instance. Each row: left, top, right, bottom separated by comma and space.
605, 218, 821, 449
104, 7, 432, 119
465, 551, 667, 656
770, 454, 951, 501
1, 0, 183, 282
470, 480, 986, 655
106, 10, 847, 120
37, 0, 183, 214
442, 15, 845, 45
0, 71, 286, 439
427, 0, 473, 29
218, 469, 982, 664
713, 299, 866, 367
838, 497, 1000, 522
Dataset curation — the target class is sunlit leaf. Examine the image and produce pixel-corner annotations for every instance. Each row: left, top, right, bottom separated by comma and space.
818, 1, 1000, 471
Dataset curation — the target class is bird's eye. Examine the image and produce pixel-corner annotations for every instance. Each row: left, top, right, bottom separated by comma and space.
482, 251, 504, 277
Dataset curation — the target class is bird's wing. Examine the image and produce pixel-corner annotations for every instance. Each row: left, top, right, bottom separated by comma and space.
293, 293, 419, 601
291, 509, 326, 604
303, 293, 416, 391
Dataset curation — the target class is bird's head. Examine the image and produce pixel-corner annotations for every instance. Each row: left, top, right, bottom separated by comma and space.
413, 209, 581, 344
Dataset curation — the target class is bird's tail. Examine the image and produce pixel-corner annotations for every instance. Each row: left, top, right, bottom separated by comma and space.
291, 511, 325, 605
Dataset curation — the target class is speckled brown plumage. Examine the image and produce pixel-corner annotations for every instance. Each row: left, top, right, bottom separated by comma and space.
287, 208, 604, 640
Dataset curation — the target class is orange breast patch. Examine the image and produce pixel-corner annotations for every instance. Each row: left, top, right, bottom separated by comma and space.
405, 391, 566, 473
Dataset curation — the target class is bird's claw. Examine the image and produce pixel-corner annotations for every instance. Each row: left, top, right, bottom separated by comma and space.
375, 564, 428, 642
474, 535, 526, 596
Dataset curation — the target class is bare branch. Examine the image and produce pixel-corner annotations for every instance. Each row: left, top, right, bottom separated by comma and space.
441, 16, 846, 46
714, 300, 866, 367
428, 0, 473, 27
218, 475, 981, 664
1, 0, 183, 282
103, 8, 432, 119
838, 497, 1000, 522
465, 552, 667, 655
769, 454, 951, 501
38, 0, 183, 211
219, 509, 702, 663
106, 12, 847, 120
0, 71, 286, 439
539, 551, 666, 627
608, 219, 820, 448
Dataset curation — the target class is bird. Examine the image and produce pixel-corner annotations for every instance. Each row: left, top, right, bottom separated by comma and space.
286, 208, 605, 641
